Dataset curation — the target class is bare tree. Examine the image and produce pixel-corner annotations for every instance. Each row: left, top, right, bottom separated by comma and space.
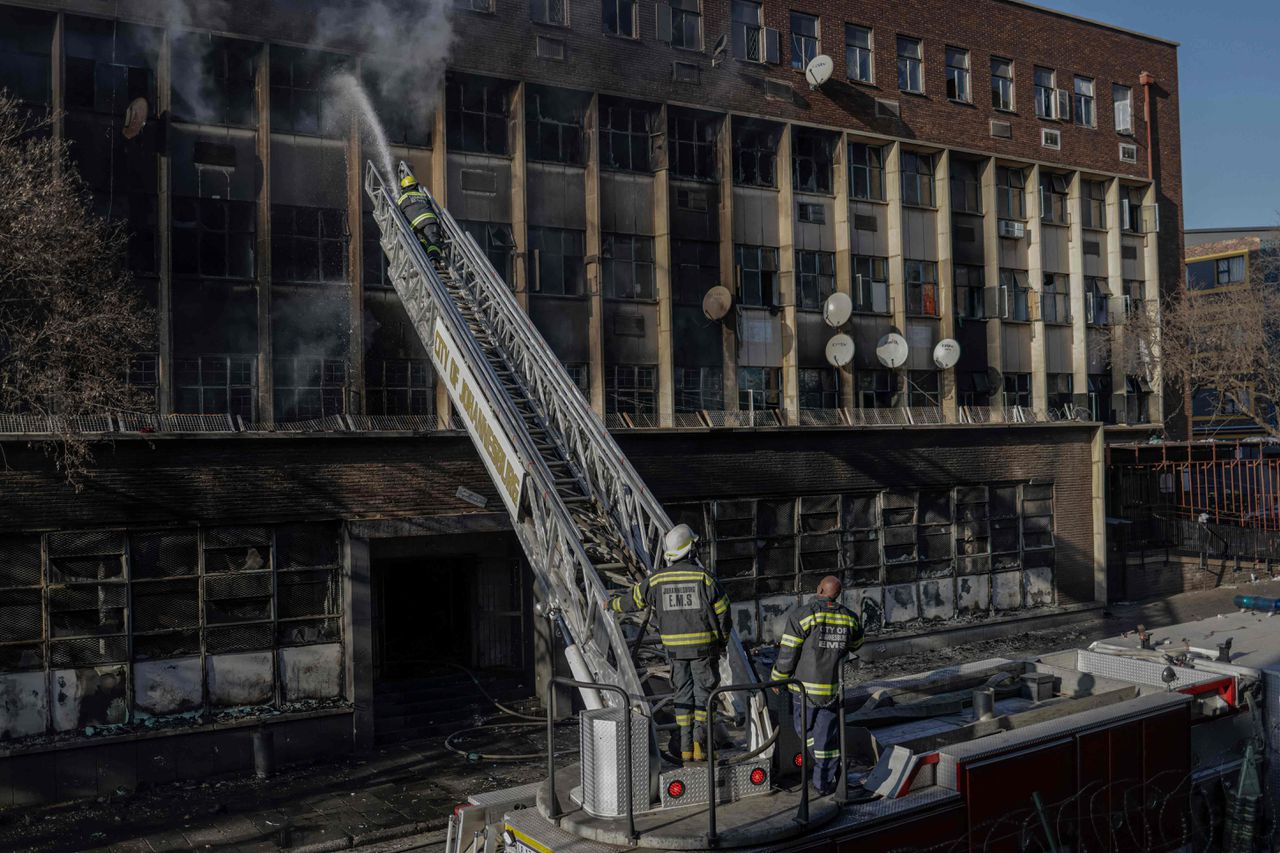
0, 92, 155, 483
1113, 235, 1280, 438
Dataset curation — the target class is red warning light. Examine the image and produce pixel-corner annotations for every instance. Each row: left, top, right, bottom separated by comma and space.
452, 802, 470, 817
750, 768, 767, 786
667, 780, 685, 799
793, 752, 804, 768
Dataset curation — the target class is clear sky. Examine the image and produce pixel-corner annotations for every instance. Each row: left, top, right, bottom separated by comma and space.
1043, 0, 1279, 231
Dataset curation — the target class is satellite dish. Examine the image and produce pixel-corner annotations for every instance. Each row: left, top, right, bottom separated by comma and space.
702, 285, 733, 321
932, 338, 961, 370
711, 33, 729, 67
875, 332, 909, 369
805, 54, 834, 89
825, 333, 855, 368
122, 97, 148, 140
822, 292, 852, 328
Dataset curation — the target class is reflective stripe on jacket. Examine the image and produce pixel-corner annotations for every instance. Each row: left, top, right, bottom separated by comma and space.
770, 598, 863, 702
609, 560, 731, 660
397, 190, 439, 234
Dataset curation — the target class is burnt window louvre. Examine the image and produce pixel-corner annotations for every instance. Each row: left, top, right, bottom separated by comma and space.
672, 61, 701, 84
447, 74, 513, 156
990, 120, 1012, 139
792, 129, 834, 194
669, 109, 718, 182
733, 120, 779, 189
599, 97, 655, 173
525, 86, 587, 165
536, 35, 566, 61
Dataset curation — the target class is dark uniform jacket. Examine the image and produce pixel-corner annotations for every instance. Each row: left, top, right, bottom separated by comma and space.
396, 187, 440, 238
770, 598, 864, 704
610, 560, 731, 660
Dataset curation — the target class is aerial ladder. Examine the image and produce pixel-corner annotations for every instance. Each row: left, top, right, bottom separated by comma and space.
365, 161, 776, 825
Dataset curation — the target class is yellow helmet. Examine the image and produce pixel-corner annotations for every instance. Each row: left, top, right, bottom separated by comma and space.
400, 173, 418, 189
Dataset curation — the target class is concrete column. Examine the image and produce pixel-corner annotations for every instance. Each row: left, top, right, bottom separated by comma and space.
431, 85, 451, 428
346, 95, 366, 416
1106, 178, 1126, 422
1142, 182, 1164, 423
584, 94, 606, 416
155, 27, 174, 415
884, 141, 907, 401
1090, 425, 1108, 603
1067, 173, 1087, 417
832, 136, 855, 412
652, 120, 675, 428
717, 114, 738, 412
934, 150, 956, 421
777, 126, 798, 424
51, 13, 63, 171
343, 530, 376, 750
255, 44, 274, 424
980, 154, 1003, 419
1024, 163, 1044, 412
509, 83, 529, 313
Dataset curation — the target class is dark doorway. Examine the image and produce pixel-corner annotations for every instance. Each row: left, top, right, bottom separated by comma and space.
375, 555, 472, 679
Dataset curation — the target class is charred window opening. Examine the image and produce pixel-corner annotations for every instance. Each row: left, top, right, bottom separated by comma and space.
738, 366, 781, 412
905, 259, 939, 317
171, 33, 258, 127
799, 367, 840, 410
858, 369, 896, 408
175, 355, 257, 420
270, 46, 348, 137
363, 212, 393, 289
602, 234, 655, 300
908, 370, 941, 408
602, 0, 638, 38
446, 73, 512, 155
129, 353, 160, 403
676, 367, 723, 412
673, 239, 720, 306
525, 86, 587, 165
274, 356, 347, 421
796, 250, 835, 310
950, 157, 983, 214
528, 227, 586, 296
900, 151, 936, 208
130, 531, 200, 660
735, 245, 779, 308
174, 198, 256, 280
733, 120, 780, 188
1003, 372, 1032, 408
563, 363, 590, 396
669, 109, 718, 182
366, 358, 432, 416
271, 205, 349, 285
996, 166, 1026, 221
458, 221, 515, 283
605, 364, 656, 415
958, 371, 992, 407
47, 531, 128, 666
363, 62, 431, 147
792, 128, 834, 194
64, 17, 156, 116
0, 537, 43, 672
275, 523, 342, 646
0, 7, 54, 109
599, 97, 654, 173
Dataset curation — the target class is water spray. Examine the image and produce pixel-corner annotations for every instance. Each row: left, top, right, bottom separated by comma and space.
329, 72, 395, 183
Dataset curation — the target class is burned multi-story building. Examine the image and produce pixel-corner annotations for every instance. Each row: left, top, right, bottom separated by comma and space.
0, 0, 1180, 802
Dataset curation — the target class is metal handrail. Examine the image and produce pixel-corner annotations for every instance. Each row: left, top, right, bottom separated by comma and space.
707, 678, 809, 848
546, 676, 638, 843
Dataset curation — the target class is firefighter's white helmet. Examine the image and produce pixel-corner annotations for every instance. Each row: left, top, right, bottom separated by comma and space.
663, 524, 699, 565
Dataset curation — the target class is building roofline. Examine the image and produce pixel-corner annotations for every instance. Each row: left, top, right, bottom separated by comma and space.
1186, 226, 1280, 233
1001, 0, 1180, 48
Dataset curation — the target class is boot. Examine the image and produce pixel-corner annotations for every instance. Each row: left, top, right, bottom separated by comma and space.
680, 751, 693, 763
692, 741, 705, 762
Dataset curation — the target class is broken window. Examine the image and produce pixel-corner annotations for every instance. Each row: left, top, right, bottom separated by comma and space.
47, 531, 128, 666
996, 166, 1026, 220
564, 363, 590, 396
950, 157, 982, 214
271, 205, 349, 285
366, 358, 433, 416
738, 367, 781, 412
270, 46, 348, 137
1049, 373, 1074, 411
799, 367, 839, 409
1001, 269, 1030, 321
841, 494, 880, 585
796, 250, 835, 310
174, 198, 256, 280
605, 364, 656, 415
602, 0, 638, 37
599, 97, 653, 172
908, 371, 940, 408
171, 33, 258, 127
458, 220, 515, 283
954, 486, 990, 573
1041, 273, 1070, 324
1039, 172, 1070, 225
735, 245, 780, 308
958, 371, 992, 407
129, 354, 160, 405
525, 86, 586, 165
733, 120, 779, 188
852, 255, 890, 314
1003, 373, 1032, 409
0, 537, 44, 671
954, 263, 985, 319
916, 489, 953, 576
1086, 277, 1110, 326
0, 7, 54, 108
1089, 374, 1113, 423
905, 259, 938, 316
130, 531, 200, 660
675, 366, 723, 412
528, 227, 586, 296
203, 527, 274, 653
848, 142, 885, 201
665, 0, 702, 50
274, 357, 347, 420
446, 73, 511, 155
989, 485, 1021, 570
602, 234, 655, 300
275, 523, 341, 646
175, 355, 257, 420
363, 211, 393, 289
858, 369, 896, 408
669, 110, 718, 181
1021, 484, 1055, 551
673, 239, 720, 306
792, 128, 834, 194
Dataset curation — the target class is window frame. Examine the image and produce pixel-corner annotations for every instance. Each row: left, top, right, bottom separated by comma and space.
945, 46, 971, 104
668, 0, 703, 51
1033, 66, 1056, 119
900, 150, 935, 208
844, 24, 874, 84
905, 259, 939, 317
991, 56, 1014, 112
790, 12, 820, 71
1113, 83, 1133, 135
601, 233, 656, 301
795, 249, 836, 311
599, 98, 654, 173
995, 166, 1026, 221
954, 263, 986, 320
733, 120, 779, 188
852, 255, 890, 314
731, 0, 765, 63
896, 35, 924, 94
602, 0, 638, 38
735, 244, 781, 308
1073, 75, 1096, 128
527, 226, 587, 297
848, 141, 885, 201
605, 363, 657, 415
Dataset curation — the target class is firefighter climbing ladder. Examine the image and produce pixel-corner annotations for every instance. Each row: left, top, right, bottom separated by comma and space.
364, 162, 772, 788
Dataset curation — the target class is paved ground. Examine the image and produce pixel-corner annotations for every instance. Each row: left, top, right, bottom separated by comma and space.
2, 577, 1277, 853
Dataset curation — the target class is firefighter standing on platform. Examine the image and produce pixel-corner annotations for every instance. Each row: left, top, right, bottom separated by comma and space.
609, 524, 731, 763
396, 165, 445, 270
771, 575, 864, 795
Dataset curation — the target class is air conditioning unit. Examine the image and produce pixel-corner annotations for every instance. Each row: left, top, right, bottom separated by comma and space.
997, 219, 1026, 239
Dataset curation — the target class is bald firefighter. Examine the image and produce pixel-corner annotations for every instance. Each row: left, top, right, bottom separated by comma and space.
609, 524, 731, 762
396, 165, 445, 270
771, 575, 864, 795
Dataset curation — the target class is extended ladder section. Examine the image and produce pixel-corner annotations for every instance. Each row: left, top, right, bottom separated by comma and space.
364, 163, 771, 763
